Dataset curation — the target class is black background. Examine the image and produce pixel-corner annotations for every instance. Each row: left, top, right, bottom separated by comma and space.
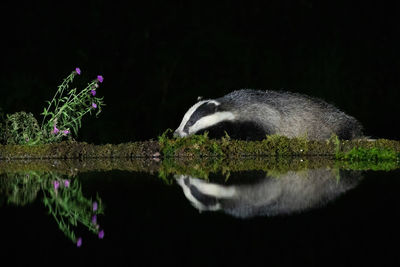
1, 1, 399, 143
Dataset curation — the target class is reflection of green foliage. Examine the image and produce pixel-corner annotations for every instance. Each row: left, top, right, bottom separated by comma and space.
158, 156, 329, 183
0, 170, 105, 245
3, 112, 43, 145
43, 178, 104, 244
158, 152, 400, 184
0, 171, 43, 206
159, 157, 224, 182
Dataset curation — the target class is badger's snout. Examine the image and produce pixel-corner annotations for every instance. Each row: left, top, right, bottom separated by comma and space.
174, 129, 187, 138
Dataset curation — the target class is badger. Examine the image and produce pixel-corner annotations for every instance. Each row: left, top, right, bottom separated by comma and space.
174, 89, 363, 140
175, 168, 362, 218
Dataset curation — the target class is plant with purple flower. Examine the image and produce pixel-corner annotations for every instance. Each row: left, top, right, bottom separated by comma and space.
43, 177, 105, 246
53, 180, 60, 190
41, 67, 105, 143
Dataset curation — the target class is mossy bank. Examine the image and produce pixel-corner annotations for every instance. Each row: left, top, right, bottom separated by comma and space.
0, 134, 400, 160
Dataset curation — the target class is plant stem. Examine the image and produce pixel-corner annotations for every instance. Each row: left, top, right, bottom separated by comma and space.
41, 73, 75, 128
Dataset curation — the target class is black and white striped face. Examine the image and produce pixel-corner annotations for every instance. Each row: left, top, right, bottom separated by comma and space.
174, 99, 235, 137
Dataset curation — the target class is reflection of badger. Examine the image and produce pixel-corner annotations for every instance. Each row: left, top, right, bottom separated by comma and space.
174, 89, 363, 140
175, 169, 362, 218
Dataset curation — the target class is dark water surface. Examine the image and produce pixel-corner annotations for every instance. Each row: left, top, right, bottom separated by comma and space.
1, 167, 400, 266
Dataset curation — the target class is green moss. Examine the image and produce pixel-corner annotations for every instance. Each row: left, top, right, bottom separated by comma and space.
329, 134, 341, 155
1, 132, 400, 161
158, 129, 224, 157
261, 134, 309, 155
337, 147, 398, 161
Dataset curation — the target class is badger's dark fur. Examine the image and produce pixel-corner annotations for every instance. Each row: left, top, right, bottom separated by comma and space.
175, 89, 363, 140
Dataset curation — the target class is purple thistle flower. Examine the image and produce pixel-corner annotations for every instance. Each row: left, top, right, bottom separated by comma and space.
90, 89, 96, 96
76, 237, 82, 247
91, 103, 97, 109
93, 201, 98, 211
64, 180, 70, 188
91, 214, 97, 224
53, 180, 60, 190
97, 75, 104, 83
75, 68, 81, 75
98, 230, 104, 239
52, 126, 59, 134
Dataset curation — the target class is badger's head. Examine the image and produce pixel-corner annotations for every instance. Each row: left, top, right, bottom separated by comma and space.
174, 99, 235, 137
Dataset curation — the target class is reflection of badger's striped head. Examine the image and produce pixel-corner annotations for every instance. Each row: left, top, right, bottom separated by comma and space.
174, 99, 235, 137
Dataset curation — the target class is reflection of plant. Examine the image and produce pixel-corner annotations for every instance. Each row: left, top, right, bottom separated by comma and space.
43, 177, 105, 247
0, 171, 105, 247
0, 171, 43, 206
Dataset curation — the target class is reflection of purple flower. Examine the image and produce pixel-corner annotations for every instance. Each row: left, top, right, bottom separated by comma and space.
92, 103, 97, 109
76, 237, 82, 247
53, 180, 60, 190
97, 75, 104, 83
75, 68, 81, 75
64, 180, 70, 188
93, 201, 98, 211
98, 230, 104, 239
91, 215, 97, 224
90, 89, 96, 96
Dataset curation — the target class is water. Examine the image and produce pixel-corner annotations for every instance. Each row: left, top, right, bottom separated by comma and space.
1, 159, 400, 266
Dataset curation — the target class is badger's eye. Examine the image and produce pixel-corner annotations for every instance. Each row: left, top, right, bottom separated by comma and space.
207, 102, 219, 112
184, 101, 220, 130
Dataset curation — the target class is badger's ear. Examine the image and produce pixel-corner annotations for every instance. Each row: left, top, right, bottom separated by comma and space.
197, 96, 203, 102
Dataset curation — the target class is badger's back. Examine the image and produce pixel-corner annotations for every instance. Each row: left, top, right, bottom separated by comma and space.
219, 89, 363, 140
